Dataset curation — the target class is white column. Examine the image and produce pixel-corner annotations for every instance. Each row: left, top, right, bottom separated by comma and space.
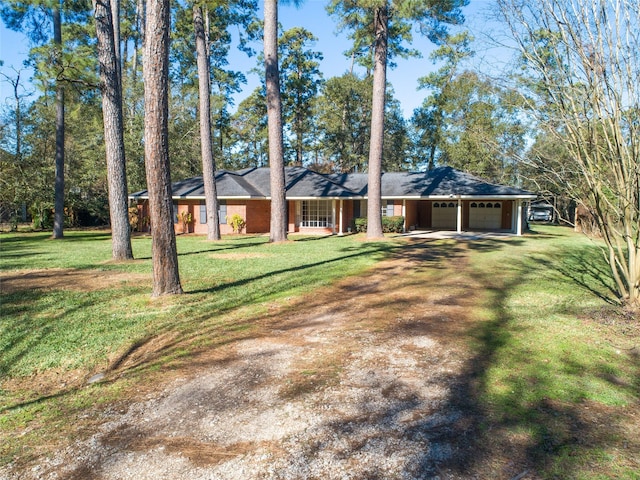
332, 200, 337, 234
516, 200, 523, 236
402, 199, 406, 232
457, 199, 463, 233
338, 199, 344, 235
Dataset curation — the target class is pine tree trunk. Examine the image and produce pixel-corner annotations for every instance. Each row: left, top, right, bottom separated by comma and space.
110, 0, 121, 84
132, 0, 144, 84
52, 2, 65, 239
264, 0, 287, 242
143, 0, 182, 296
194, 4, 221, 241
94, 0, 133, 261
296, 108, 303, 166
366, 5, 388, 239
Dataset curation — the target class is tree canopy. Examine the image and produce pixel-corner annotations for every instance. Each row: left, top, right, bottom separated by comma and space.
498, 0, 640, 308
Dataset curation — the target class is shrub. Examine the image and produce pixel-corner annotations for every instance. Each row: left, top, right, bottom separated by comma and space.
128, 207, 139, 232
227, 213, 246, 234
354, 217, 367, 233
30, 204, 52, 230
382, 216, 405, 233
177, 211, 193, 234
9, 215, 19, 232
353, 216, 405, 233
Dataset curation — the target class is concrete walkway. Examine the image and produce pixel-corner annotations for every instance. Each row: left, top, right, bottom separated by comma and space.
398, 230, 519, 240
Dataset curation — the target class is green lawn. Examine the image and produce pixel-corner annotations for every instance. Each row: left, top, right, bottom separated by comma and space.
462, 228, 639, 478
1, 232, 396, 379
1, 226, 638, 478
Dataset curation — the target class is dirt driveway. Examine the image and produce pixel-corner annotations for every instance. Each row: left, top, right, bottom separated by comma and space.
2, 241, 534, 480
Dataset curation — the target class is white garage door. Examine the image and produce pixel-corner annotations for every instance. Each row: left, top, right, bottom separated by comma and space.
432, 202, 457, 229
469, 202, 502, 229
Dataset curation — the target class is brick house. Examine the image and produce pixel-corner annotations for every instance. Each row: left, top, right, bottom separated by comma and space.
130, 166, 536, 236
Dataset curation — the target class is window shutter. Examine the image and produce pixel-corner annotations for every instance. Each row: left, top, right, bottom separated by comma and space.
200, 202, 206, 224
219, 200, 227, 224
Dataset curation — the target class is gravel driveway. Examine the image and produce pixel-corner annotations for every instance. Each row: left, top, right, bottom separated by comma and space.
4, 242, 518, 480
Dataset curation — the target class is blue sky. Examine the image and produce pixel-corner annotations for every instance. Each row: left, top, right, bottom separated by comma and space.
0, 0, 510, 119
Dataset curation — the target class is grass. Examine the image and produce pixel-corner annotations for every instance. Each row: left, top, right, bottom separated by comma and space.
462, 226, 639, 478
1, 226, 638, 478
1, 232, 396, 379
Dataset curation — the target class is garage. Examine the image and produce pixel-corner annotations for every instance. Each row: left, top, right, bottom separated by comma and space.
469, 201, 502, 229
431, 201, 458, 229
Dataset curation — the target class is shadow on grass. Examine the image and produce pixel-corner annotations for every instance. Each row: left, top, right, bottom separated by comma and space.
424, 243, 638, 478
531, 244, 620, 306
0, 287, 150, 414
1, 231, 114, 271
45, 231, 112, 242
0, 231, 112, 244
465, 237, 526, 252
0, 290, 101, 382
132, 236, 269, 261
0, 235, 49, 271
187, 241, 396, 296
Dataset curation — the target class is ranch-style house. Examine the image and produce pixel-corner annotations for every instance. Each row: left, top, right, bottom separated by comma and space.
130, 166, 536, 236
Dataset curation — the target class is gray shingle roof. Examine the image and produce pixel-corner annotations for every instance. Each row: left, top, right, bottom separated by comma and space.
130, 166, 535, 200
329, 167, 535, 198
380, 167, 534, 197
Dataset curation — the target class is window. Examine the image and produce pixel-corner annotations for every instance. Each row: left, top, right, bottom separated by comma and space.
382, 200, 394, 217
199, 200, 227, 224
173, 201, 178, 224
301, 200, 332, 228
471, 202, 500, 209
